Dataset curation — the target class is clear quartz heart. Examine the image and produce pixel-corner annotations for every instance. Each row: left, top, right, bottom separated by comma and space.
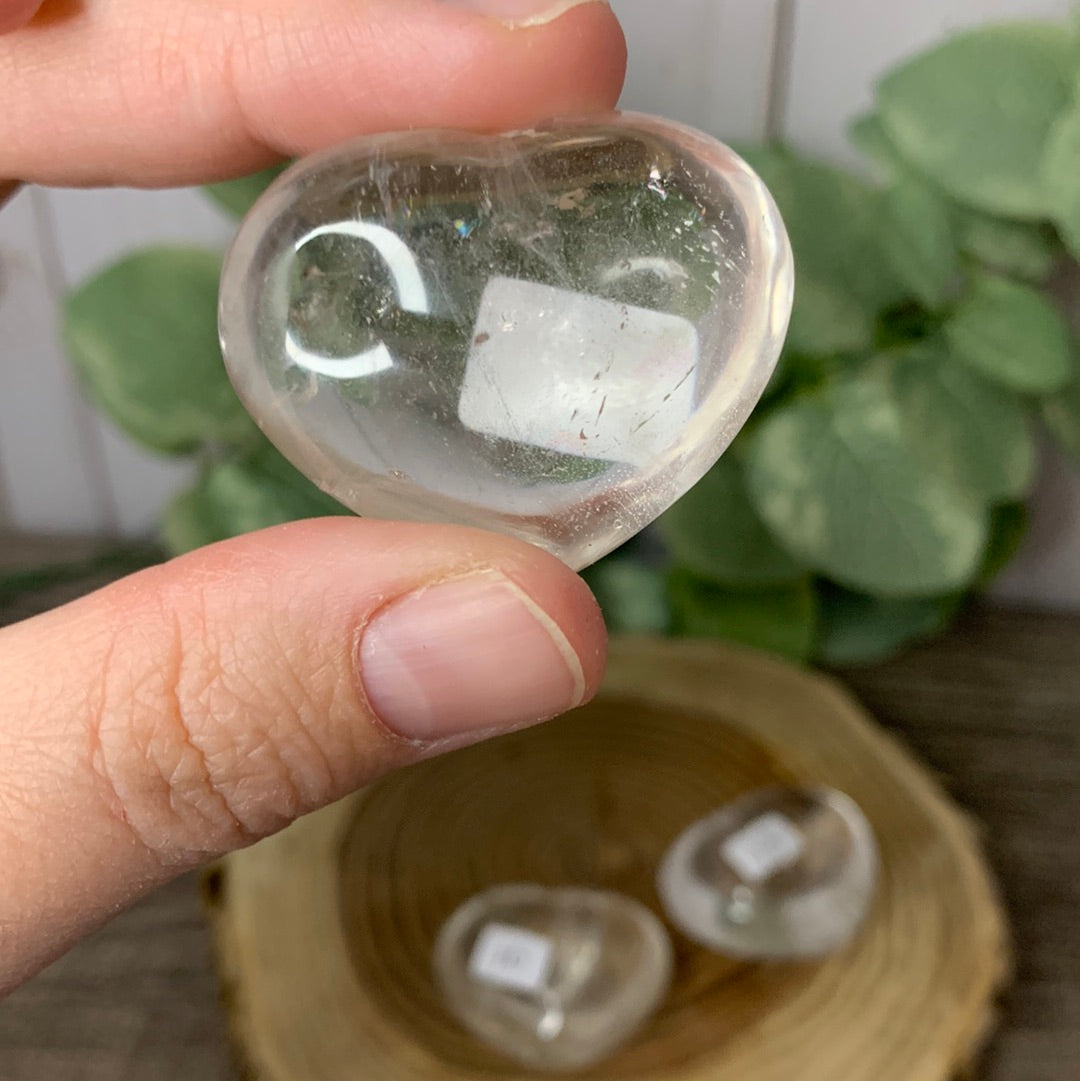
433, 884, 672, 1071
657, 786, 879, 960
219, 113, 792, 568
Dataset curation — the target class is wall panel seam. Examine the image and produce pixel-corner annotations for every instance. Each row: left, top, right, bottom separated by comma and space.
764, 0, 797, 142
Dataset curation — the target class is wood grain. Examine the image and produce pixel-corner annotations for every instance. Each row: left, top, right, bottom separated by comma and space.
0, 877, 232, 1081
840, 607, 1080, 1080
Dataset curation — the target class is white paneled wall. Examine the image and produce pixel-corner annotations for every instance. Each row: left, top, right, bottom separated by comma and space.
0, 0, 1077, 606
616, 0, 781, 141
0, 189, 115, 533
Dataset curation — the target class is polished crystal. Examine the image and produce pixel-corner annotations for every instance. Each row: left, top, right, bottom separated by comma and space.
219, 114, 792, 568
657, 786, 878, 959
433, 884, 672, 1071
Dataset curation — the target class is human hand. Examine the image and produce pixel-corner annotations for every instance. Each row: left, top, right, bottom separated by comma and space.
0, 0, 623, 993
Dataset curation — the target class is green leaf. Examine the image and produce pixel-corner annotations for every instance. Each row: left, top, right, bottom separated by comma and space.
759, 350, 796, 405
242, 440, 354, 519
161, 485, 229, 555
63, 247, 257, 454
204, 164, 289, 218
876, 23, 1076, 218
1042, 361, 1080, 462
787, 274, 878, 356
667, 570, 817, 663
1041, 102, 1080, 261
161, 443, 351, 555
847, 115, 1055, 284
954, 209, 1059, 281
874, 300, 943, 351
744, 370, 989, 597
978, 501, 1029, 584
487, 441, 612, 485
849, 112, 907, 181
656, 455, 804, 588
944, 272, 1072, 394
739, 146, 905, 354
582, 558, 669, 635
879, 179, 962, 308
817, 584, 958, 667
885, 347, 1035, 502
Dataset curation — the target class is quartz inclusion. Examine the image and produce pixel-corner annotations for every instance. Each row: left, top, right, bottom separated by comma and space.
219, 114, 792, 568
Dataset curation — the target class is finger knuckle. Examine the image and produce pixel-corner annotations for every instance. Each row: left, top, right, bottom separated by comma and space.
91, 572, 338, 863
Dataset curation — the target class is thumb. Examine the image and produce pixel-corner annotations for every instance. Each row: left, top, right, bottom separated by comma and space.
0, 518, 606, 992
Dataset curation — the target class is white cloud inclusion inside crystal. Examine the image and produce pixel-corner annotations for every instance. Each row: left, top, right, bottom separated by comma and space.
458, 277, 699, 469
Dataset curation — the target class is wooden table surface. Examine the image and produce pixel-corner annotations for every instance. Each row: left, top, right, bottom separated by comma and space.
0, 539, 1077, 1080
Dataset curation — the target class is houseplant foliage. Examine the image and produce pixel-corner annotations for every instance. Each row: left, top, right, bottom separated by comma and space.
62, 18, 1080, 667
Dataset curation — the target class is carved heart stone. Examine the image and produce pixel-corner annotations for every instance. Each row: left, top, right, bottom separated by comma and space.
657, 786, 879, 959
219, 114, 792, 568
433, 884, 672, 1071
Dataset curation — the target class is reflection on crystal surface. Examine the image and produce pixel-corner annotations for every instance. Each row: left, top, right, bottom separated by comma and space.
433, 884, 672, 1071
219, 113, 792, 569
657, 787, 878, 959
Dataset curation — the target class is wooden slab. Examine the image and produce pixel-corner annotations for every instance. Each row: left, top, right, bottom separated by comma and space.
208, 637, 1008, 1081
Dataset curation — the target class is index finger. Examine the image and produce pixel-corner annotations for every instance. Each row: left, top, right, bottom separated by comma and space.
0, 0, 626, 188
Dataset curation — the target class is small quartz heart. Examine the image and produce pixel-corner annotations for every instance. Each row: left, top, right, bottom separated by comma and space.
433, 884, 672, 1071
657, 786, 879, 960
219, 114, 792, 569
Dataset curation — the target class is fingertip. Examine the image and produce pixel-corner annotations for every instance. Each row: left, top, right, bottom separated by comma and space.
162, 516, 609, 710
434, 0, 629, 122
245, 0, 629, 159
293, 517, 611, 704
497, 544, 609, 706
469, 0, 629, 117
